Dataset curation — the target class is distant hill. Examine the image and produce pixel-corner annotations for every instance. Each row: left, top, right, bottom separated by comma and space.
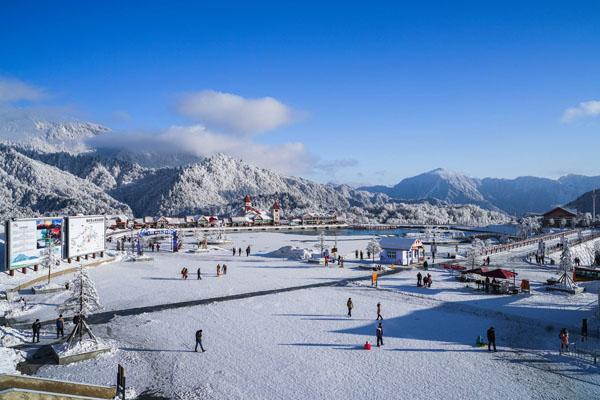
566, 189, 600, 214
361, 169, 600, 216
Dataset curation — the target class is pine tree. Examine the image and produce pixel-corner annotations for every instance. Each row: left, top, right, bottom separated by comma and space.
59, 264, 102, 346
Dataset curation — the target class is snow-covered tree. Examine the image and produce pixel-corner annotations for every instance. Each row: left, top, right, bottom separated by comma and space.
559, 241, 573, 273
366, 238, 381, 263
517, 216, 542, 238
466, 238, 484, 268
59, 264, 102, 345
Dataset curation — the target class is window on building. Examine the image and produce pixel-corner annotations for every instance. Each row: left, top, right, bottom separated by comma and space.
386, 251, 396, 259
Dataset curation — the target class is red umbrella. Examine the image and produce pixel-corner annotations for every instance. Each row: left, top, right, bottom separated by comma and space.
462, 267, 489, 275
481, 268, 518, 279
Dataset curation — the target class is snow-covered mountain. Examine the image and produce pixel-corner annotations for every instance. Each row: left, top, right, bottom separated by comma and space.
565, 188, 600, 214
0, 112, 109, 154
0, 145, 132, 219
109, 154, 509, 225
361, 169, 600, 216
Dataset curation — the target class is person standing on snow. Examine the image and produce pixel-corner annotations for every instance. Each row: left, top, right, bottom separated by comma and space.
559, 328, 569, 353
195, 329, 205, 352
197, 267, 202, 280
487, 326, 496, 352
360, 251, 364, 260
216, 264, 221, 277
238, 247, 242, 256
347, 298, 354, 317
417, 272, 422, 287
376, 323, 384, 347
223, 264, 227, 275
246, 245, 251, 256
56, 314, 65, 338
355, 250, 359, 259
32, 319, 41, 343
376, 302, 383, 320
232, 247, 236, 256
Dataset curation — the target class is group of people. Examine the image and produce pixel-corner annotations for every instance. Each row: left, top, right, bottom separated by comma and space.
31, 313, 79, 343
355, 250, 364, 260
148, 242, 161, 252
416, 272, 432, 288
232, 245, 251, 257
346, 298, 386, 349
181, 264, 228, 279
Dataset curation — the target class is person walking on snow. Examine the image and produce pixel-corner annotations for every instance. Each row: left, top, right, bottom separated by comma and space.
376, 323, 384, 347
347, 298, 353, 317
232, 247, 236, 256
487, 326, 496, 352
238, 247, 242, 256
195, 329, 205, 352
216, 264, 221, 277
376, 302, 383, 320
417, 272, 422, 287
156, 243, 160, 252
559, 328, 569, 354
360, 250, 364, 260
56, 314, 65, 338
246, 245, 251, 256
355, 250, 359, 259
223, 264, 227, 275
197, 267, 202, 280
181, 267, 188, 280
32, 319, 41, 343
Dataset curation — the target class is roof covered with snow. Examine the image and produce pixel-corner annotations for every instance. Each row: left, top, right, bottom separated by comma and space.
379, 237, 423, 250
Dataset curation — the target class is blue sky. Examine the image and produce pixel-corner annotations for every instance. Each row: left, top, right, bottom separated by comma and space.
1, 1, 599, 184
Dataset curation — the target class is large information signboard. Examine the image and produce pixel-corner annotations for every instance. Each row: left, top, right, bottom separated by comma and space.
6, 218, 63, 270
66, 215, 106, 258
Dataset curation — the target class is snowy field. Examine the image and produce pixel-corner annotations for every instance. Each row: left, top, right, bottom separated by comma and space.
2, 230, 600, 399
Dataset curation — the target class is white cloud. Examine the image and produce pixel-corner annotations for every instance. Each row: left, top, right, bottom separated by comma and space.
91, 124, 316, 175
177, 90, 293, 134
0, 77, 45, 103
561, 100, 600, 123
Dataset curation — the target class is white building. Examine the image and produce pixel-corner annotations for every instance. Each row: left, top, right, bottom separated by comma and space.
379, 237, 425, 266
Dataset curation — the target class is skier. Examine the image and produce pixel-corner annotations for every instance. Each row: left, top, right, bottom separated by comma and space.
376, 302, 383, 320
32, 319, 41, 343
559, 328, 569, 354
197, 267, 202, 280
346, 298, 353, 317
246, 245, 251, 257
417, 272, 422, 287
216, 264, 221, 277
195, 329, 205, 352
487, 326, 496, 352
223, 264, 227, 275
376, 323, 384, 347
238, 247, 242, 256
56, 314, 65, 338
232, 247, 236, 256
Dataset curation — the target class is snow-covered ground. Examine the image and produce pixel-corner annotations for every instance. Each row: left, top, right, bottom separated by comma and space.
2, 231, 599, 399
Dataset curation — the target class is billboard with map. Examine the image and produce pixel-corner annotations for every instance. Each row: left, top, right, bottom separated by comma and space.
66, 215, 106, 257
6, 217, 63, 270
